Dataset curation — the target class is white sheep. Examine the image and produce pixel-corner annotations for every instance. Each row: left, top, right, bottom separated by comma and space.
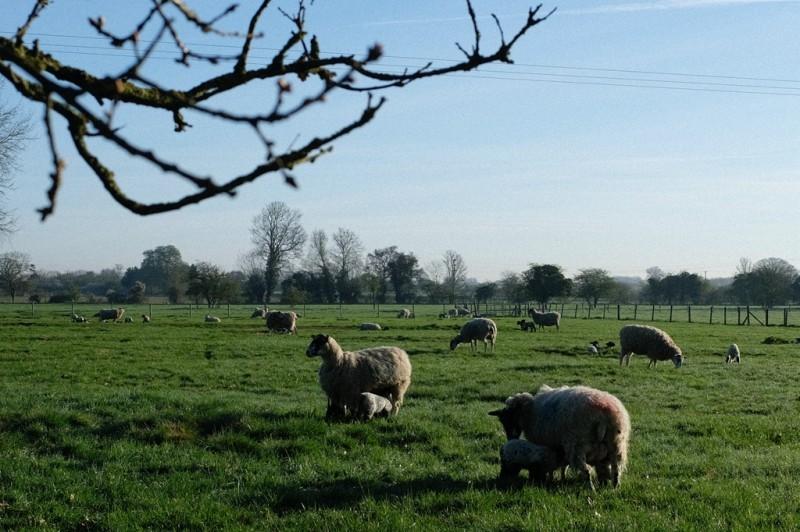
456, 306, 471, 317
355, 392, 394, 421
446, 308, 459, 318
124, 316, 134, 323
450, 318, 497, 352
619, 324, 683, 368
94, 308, 125, 322
396, 308, 413, 319
359, 323, 383, 331
725, 343, 741, 364
516, 319, 536, 332
498, 439, 563, 485
306, 334, 412, 420
71, 314, 87, 323
587, 344, 599, 356
266, 311, 298, 334
141, 314, 151, 323
528, 309, 561, 331
204, 314, 221, 323
490, 384, 630, 490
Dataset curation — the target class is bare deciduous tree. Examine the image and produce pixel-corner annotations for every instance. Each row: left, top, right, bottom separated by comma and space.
0, 251, 34, 302
0, 2, 552, 219
331, 227, 364, 303
442, 250, 467, 303
250, 201, 306, 302
0, 92, 30, 234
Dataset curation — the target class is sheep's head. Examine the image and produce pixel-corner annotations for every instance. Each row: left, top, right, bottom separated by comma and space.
489, 394, 532, 440
449, 336, 460, 351
306, 334, 333, 357
672, 350, 684, 368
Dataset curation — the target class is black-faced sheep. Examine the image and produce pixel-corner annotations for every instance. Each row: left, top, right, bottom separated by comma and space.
124, 316, 134, 323
516, 319, 536, 332
266, 311, 298, 334
725, 343, 741, 364
359, 322, 382, 331
306, 334, 412, 420
94, 308, 125, 322
204, 314, 221, 323
498, 439, 563, 485
490, 384, 630, 490
141, 314, 151, 323
71, 314, 87, 323
528, 309, 560, 331
619, 324, 683, 368
450, 318, 497, 352
251, 307, 268, 319
355, 392, 393, 421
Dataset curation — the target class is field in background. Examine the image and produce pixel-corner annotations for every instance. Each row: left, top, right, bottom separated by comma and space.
1, 309, 799, 529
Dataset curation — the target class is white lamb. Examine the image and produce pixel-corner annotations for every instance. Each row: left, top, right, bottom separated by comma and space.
450, 318, 498, 352
359, 323, 383, 331
725, 343, 741, 364
204, 314, 221, 323
355, 392, 394, 421
499, 439, 563, 485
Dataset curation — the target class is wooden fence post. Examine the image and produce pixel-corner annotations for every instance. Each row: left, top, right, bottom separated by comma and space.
634, 304, 638, 320
588, 305, 592, 319
784, 308, 788, 327
688, 305, 692, 323
412, 303, 416, 319
724, 306, 727, 325
669, 305, 673, 322
651, 304, 655, 321
737, 307, 741, 325
602, 305, 606, 319
574, 304, 578, 318
227, 303, 231, 318
617, 305, 621, 320
765, 308, 769, 327
709, 306, 713, 324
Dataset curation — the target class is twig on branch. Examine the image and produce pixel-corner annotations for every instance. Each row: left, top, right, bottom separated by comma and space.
0, 0, 552, 219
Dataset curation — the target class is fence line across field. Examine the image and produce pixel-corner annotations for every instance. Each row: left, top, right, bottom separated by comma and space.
4, 300, 800, 327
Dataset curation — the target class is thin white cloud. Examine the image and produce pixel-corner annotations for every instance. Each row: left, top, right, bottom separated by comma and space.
563, 0, 800, 15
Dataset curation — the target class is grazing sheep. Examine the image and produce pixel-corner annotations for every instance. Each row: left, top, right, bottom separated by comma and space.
359, 322, 382, 331
450, 318, 498, 352
124, 316, 134, 323
490, 385, 630, 490
204, 314, 221, 323
587, 344, 599, 356
499, 439, 563, 485
516, 319, 536, 332
355, 392, 394, 421
266, 311, 298, 334
71, 314, 87, 323
93, 308, 125, 322
141, 314, 151, 323
446, 308, 459, 318
306, 334, 412, 419
725, 343, 741, 364
396, 308, 413, 319
456, 306, 471, 317
438, 312, 448, 319
528, 309, 561, 331
605, 341, 616, 349
619, 324, 683, 368
251, 307, 268, 319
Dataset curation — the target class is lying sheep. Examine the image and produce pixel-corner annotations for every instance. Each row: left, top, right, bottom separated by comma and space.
124, 316, 134, 323
725, 343, 741, 364
619, 324, 683, 368
516, 319, 536, 332
499, 439, 563, 485
141, 314, 151, 323
250, 307, 268, 319
355, 392, 393, 421
266, 310, 298, 334
490, 384, 630, 489
306, 334, 412, 419
528, 309, 560, 331
204, 314, 221, 323
94, 307, 125, 322
450, 318, 498, 352
396, 308, 413, 319
359, 323, 382, 331
71, 314, 87, 323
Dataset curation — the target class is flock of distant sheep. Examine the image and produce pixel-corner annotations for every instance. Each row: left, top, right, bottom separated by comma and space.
70, 304, 744, 488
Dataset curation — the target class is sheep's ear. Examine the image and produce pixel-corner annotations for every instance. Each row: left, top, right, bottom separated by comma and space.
488, 408, 504, 417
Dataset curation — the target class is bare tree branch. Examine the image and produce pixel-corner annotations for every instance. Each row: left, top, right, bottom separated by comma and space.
0, 1, 552, 219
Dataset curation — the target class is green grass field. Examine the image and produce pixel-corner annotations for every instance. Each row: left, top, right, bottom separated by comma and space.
1, 306, 799, 530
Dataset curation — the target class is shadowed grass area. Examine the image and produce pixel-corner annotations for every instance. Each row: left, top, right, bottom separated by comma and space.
0, 307, 799, 529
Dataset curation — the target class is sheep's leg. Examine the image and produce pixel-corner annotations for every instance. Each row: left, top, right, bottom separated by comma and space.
610, 459, 622, 488
619, 351, 629, 366
595, 461, 612, 485
567, 446, 595, 491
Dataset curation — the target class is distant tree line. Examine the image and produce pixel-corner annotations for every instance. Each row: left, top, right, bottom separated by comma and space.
3, 202, 800, 308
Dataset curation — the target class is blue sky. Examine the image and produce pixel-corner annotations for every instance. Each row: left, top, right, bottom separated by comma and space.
1, 0, 799, 280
